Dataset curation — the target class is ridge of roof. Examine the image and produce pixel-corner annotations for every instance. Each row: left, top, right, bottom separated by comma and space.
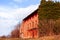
23, 9, 38, 21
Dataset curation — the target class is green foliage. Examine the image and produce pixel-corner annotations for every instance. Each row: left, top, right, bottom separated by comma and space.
41, 0, 46, 5
38, 0, 60, 36
38, 1, 60, 20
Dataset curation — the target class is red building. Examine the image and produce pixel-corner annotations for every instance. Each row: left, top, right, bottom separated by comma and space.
20, 9, 39, 38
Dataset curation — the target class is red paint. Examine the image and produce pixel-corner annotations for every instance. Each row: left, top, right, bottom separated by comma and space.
20, 9, 39, 38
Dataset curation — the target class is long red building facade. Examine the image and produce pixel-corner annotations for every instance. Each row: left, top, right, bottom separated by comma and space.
20, 9, 39, 38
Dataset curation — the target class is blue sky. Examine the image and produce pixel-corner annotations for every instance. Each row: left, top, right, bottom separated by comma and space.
0, 0, 40, 36
0, 0, 40, 8
0, 0, 60, 36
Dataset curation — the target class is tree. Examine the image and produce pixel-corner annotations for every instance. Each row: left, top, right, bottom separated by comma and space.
38, 0, 60, 36
53, 19, 60, 35
0, 35, 6, 38
41, 0, 46, 5
10, 23, 20, 38
10, 29, 19, 38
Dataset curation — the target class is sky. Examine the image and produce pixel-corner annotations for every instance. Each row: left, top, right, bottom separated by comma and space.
0, 0, 40, 36
0, 0, 60, 36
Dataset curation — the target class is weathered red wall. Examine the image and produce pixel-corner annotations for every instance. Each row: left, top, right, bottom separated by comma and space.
20, 11, 39, 38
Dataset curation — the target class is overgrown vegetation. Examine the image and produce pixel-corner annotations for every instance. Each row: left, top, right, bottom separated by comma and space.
38, 0, 60, 37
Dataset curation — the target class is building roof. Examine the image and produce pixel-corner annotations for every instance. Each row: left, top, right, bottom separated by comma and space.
23, 9, 38, 21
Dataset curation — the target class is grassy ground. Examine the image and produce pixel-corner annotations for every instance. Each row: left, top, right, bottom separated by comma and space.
0, 35, 60, 40
24, 35, 60, 40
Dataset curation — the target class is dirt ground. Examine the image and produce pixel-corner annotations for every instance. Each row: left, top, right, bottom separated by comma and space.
0, 35, 60, 40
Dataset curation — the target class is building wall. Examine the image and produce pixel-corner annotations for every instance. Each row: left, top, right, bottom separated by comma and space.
20, 11, 39, 38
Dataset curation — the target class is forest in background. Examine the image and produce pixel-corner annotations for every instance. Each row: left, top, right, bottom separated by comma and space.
38, 0, 60, 37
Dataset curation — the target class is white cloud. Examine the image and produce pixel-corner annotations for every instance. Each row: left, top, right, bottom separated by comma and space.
0, 12, 13, 19
0, 19, 18, 36
14, 4, 39, 19
0, 4, 39, 36
0, 4, 39, 20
